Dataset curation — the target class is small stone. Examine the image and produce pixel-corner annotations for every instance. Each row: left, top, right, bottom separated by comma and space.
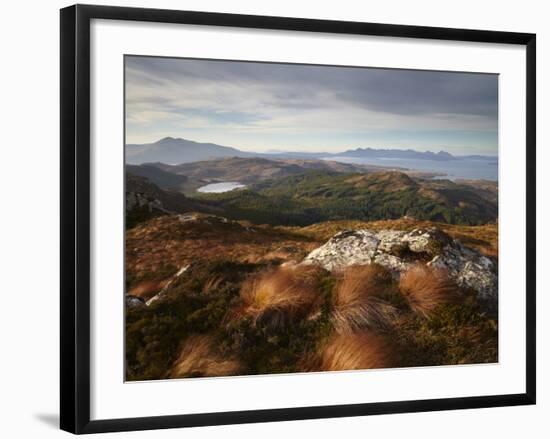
125, 295, 145, 308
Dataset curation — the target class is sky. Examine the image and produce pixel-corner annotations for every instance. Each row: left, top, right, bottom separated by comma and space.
125, 56, 498, 156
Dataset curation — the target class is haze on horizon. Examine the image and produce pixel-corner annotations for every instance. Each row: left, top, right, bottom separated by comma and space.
125, 56, 498, 156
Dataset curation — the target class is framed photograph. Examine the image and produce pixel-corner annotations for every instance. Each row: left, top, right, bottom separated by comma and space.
60, 4, 536, 434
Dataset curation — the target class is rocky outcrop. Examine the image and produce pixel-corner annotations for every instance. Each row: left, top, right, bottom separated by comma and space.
126, 191, 166, 213
126, 173, 172, 214
302, 228, 497, 301
126, 173, 223, 219
125, 295, 145, 308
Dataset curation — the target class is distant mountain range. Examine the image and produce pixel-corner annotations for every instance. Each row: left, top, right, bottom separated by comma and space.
125, 137, 496, 165
337, 148, 454, 161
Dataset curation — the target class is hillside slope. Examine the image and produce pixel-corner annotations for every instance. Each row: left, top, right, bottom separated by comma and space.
125, 213, 498, 381
199, 171, 497, 226
125, 213, 498, 292
126, 173, 222, 228
135, 157, 384, 193
126, 164, 189, 191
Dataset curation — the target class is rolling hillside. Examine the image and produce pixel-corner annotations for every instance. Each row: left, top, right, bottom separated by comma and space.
198, 171, 498, 226
132, 157, 389, 193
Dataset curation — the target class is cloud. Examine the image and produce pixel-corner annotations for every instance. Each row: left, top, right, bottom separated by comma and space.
125, 56, 498, 154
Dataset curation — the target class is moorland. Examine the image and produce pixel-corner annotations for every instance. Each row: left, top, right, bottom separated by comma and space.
125, 142, 498, 381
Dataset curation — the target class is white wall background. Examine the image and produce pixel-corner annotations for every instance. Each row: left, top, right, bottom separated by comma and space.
0, 0, 546, 437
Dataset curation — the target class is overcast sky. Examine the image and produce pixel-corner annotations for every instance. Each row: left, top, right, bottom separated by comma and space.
125, 56, 498, 155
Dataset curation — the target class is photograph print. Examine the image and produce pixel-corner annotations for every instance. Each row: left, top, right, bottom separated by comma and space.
124, 56, 499, 382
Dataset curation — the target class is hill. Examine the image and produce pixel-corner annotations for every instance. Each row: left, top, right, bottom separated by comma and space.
125, 137, 252, 165
126, 164, 189, 191
198, 171, 498, 226
125, 173, 221, 228
133, 157, 380, 193
454, 179, 498, 204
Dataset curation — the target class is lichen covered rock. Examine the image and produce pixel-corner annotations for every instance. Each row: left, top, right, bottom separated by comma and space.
302, 228, 497, 302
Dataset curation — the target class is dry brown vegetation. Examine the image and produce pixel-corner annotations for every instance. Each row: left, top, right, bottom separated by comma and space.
126, 216, 497, 294
128, 279, 166, 300
398, 264, 459, 317
233, 265, 324, 327
201, 275, 225, 295
125, 214, 320, 291
331, 265, 398, 333
126, 214, 498, 380
285, 218, 498, 257
168, 334, 243, 379
314, 332, 395, 371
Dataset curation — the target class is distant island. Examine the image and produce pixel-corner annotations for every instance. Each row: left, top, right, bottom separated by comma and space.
335, 147, 491, 161
125, 137, 497, 165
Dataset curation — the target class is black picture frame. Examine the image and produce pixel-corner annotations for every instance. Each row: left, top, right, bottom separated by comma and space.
60, 4, 536, 434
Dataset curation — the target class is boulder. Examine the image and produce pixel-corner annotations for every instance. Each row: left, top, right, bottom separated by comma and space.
302, 228, 497, 301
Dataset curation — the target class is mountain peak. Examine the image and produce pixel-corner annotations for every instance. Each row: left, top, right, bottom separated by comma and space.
156, 136, 179, 143
126, 137, 251, 165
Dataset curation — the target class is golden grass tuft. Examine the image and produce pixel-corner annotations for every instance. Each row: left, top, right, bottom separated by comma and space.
316, 332, 395, 371
127, 279, 166, 300
332, 264, 398, 332
398, 264, 459, 317
201, 275, 225, 294
234, 264, 323, 327
168, 335, 243, 379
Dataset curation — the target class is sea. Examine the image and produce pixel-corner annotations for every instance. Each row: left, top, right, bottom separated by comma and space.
328, 156, 498, 181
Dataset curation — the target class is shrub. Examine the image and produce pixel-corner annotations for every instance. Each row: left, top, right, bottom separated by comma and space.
331, 264, 398, 333
168, 334, 243, 378
390, 296, 498, 367
398, 264, 459, 317
125, 260, 258, 381
314, 332, 395, 371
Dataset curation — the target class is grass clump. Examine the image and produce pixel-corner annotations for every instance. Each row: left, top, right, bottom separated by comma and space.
220, 265, 335, 375
125, 260, 259, 381
313, 332, 395, 371
331, 264, 399, 333
398, 264, 459, 317
127, 279, 166, 301
234, 264, 325, 328
168, 334, 243, 378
